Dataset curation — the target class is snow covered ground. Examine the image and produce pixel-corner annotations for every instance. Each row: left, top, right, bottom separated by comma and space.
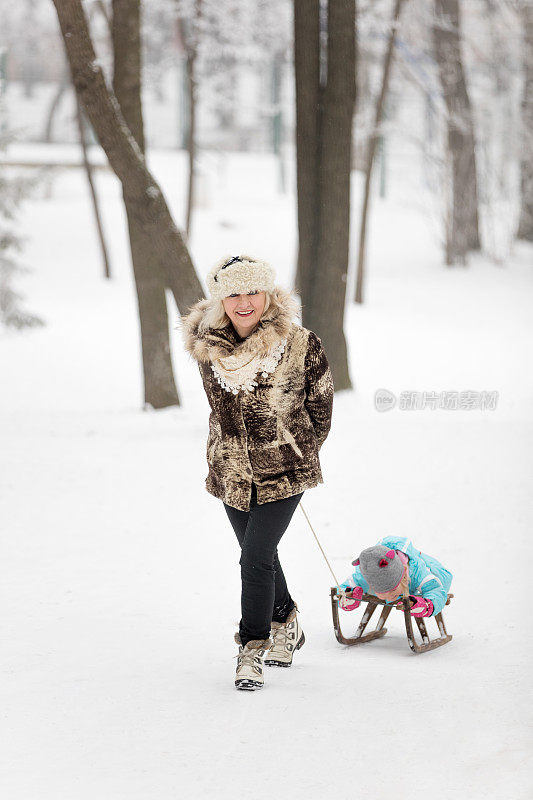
1, 144, 532, 800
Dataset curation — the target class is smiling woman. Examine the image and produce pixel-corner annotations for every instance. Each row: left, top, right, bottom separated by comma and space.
222, 290, 266, 339
181, 253, 334, 691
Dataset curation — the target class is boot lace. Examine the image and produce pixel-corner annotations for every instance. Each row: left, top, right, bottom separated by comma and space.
271, 622, 292, 652
235, 647, 264, 672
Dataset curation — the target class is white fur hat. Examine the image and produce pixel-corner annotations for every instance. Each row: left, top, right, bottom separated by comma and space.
206, 254, 276, 300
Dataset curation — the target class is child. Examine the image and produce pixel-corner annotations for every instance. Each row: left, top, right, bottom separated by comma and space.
338, 536, 453, 617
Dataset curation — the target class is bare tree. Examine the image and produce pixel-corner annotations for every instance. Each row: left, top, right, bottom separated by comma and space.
51, 0, 204, 407
74, 93, 111, 279
177, 2, 203, 240
44, 0, 112, 282
518, 0, 533, 241
112, 0, 180, 408
21, 0, 40, 98
42, 68, 69, 143
173, 0, 292, 227
294, 0, 355, 391
294, 1, 319, 306
433, 0, 481, 264
355, 0, 405, 304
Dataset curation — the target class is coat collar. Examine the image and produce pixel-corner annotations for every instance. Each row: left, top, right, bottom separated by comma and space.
181, 286, 299, 364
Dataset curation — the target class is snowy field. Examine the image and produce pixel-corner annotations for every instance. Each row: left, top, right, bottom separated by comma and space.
1, 143, 532, 800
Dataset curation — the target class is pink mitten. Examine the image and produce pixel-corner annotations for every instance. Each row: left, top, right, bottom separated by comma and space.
408, 596, 434, 617
339, 586, 364, 611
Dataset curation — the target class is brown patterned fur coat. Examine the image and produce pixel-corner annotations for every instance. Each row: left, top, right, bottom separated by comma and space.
181, 287, 334, 510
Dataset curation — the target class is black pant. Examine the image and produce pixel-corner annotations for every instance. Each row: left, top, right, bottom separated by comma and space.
223, 482, 304, 647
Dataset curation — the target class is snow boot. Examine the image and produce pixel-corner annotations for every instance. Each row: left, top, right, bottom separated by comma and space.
234, 633, 271, 691
264, 605, 305, 667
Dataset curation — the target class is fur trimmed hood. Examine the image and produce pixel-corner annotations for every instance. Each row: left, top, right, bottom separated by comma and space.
180, 286, 301, 364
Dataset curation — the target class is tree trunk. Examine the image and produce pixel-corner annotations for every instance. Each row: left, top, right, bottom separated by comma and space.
433, 0, 481, 264
176, 1, 203, 241
355, 0, 404, 304
518, 1, 533, 241
51, 0, 203, 316
43, 69, 69, 143
112, 0, 179, 408
272, 53, 286, 193
313, 0, 355, 390
74, 94, 112, 280
294, 0, 320, 303
185, 42, 196, 240
294, 0, 355, 391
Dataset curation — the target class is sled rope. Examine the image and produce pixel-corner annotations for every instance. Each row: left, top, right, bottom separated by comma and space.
299, 501, 340, 587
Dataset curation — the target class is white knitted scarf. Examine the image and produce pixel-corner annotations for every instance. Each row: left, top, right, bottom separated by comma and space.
210, 337, 287, 394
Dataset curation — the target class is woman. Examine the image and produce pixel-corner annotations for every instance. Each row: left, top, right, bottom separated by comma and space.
181, 254, 334, 690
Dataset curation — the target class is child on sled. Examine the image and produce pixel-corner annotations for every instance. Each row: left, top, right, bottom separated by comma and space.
338, 536, 453, 617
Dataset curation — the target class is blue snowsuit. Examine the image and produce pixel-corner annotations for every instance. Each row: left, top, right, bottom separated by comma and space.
339, 536, 453, 616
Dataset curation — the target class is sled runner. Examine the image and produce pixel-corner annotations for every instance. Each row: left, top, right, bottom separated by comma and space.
330, 588, 453, 654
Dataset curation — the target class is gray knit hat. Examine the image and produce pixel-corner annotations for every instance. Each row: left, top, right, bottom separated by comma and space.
353, 545, 405, 593
206, 254, 276, 300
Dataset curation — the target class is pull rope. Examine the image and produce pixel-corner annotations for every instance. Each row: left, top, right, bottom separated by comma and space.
298, 500, 340, 587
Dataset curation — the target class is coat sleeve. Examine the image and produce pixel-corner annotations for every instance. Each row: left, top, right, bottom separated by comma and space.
339, 567, 369, 593
303, 331, 334, 449
410, 559, 448, 616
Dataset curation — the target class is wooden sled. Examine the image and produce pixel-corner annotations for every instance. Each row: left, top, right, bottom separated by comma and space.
330, 588, 454, 655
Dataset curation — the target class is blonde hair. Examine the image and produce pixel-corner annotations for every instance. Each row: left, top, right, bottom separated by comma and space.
397, 565, 410, 598
198, 290, 273, 333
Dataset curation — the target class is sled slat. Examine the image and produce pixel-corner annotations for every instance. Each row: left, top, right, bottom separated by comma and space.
415, 616, 430, 644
